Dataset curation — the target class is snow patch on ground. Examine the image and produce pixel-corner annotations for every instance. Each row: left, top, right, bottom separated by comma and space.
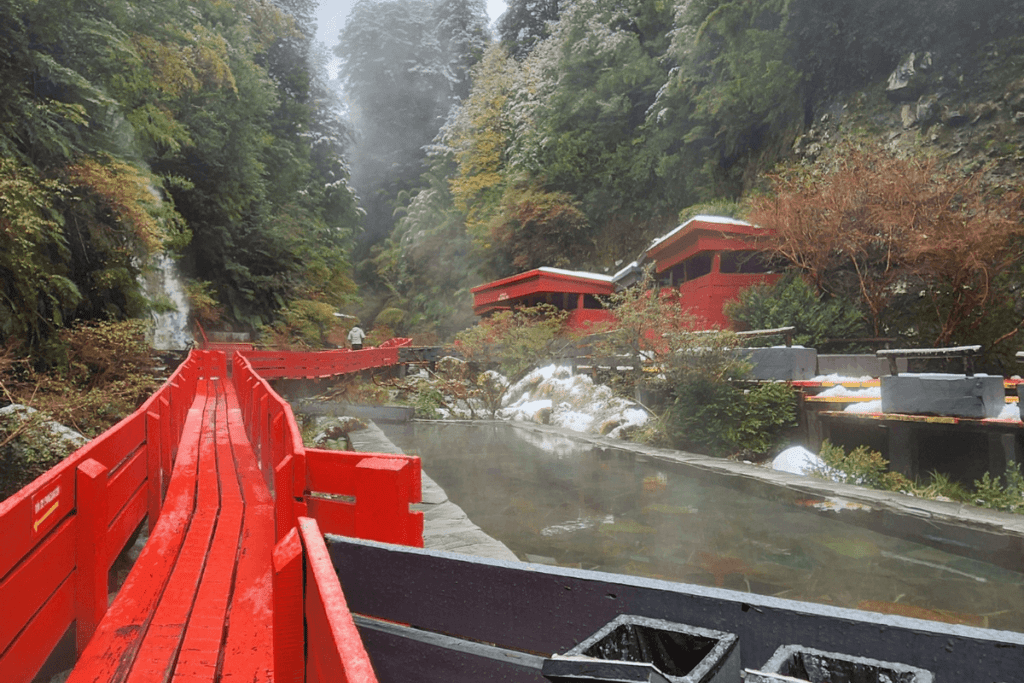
772, 445, 825, 475
811, 374, 874, 384
996, 402, 1021, 421
818, 385, 880, 399
845, 399, 883, 413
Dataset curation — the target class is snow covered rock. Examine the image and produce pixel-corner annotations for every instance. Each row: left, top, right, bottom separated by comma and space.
499, 364, 650, 439
772, 446, 825, 476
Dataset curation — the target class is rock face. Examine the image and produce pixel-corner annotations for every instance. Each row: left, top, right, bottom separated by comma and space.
793, 31, 1024, 211
887, 52, 931, 101
0, 405, 88, 498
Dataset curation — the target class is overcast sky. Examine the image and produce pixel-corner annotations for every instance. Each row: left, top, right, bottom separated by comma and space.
315, 0, 508, 62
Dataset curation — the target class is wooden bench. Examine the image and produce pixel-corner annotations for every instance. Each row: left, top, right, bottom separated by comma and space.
68, 378, 274, 683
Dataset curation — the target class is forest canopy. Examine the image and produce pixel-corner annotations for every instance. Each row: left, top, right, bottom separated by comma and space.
5, 0, 1024, 361
0, 0, 360, 355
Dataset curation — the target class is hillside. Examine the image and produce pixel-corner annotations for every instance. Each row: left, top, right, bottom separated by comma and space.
351, 0, 1024, 347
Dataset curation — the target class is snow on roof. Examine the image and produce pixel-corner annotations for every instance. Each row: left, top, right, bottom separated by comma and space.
611, 260, 641, 282
536, 266, 614, 282
647, 214, 754, 251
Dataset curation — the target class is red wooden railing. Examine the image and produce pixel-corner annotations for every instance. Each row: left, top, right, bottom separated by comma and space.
230, 340, 421, 546
273, 518, 379, 683
0, 340, 418, 683
241, 337, 410, 380
0, 350, 212, 680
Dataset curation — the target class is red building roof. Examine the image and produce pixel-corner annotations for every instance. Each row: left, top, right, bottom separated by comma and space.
471, 267, 615, 316
646, 215, 773, 273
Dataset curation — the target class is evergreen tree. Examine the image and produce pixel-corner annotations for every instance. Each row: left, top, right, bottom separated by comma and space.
335, 0, 489, 257
496, 0, 560, 59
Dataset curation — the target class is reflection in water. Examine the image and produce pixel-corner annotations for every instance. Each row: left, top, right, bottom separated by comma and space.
382, 422, 1024, 633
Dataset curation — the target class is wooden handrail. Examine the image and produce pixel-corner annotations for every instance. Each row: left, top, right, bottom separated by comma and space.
0, 350, 211, 681
1, 340, 420, 683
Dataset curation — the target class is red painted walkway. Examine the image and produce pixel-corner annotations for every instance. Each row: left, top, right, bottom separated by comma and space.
0, 342, 420, 683
69, 378, 275, 683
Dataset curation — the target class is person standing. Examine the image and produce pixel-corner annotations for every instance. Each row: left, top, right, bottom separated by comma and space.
347, 324, 366, 350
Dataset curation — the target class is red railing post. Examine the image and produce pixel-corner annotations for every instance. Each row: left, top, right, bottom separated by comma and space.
298, 517, 378, 683
259, 392, 270, 472
170, 381, 182, 439
274, 455, 295, 542
75, 458, 108, 655
272, 528, 305, 683
145, 410, 162, 525
271, 411, 285, 469
354, 458, 419, 546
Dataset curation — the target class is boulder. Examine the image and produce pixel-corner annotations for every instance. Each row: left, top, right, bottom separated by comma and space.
916, 95, 940, 126
971, 101, 1000, 124
1003, 78, 1024, 111
942, 107, 969, 126
901, 104, 918, 129
887, 53, 923, 101
0, 404, 87, 452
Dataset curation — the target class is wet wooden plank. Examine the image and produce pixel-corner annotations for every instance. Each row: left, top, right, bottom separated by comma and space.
219, 381, 274, 683
67, 381, 211, 683
171, 388, 245, 682
126, 382, 222, 682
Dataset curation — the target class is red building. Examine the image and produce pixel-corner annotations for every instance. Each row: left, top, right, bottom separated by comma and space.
470, 267, 616, 330
470, 216, 780, 331
644, 215, 781, 328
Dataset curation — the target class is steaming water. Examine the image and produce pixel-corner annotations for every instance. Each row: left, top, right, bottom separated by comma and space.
145, 254, 193, 351
382, 421, 1024, 633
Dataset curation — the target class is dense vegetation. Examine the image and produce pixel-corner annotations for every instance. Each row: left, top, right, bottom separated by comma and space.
8, 0, 1024, 356
0, 0, 360, 359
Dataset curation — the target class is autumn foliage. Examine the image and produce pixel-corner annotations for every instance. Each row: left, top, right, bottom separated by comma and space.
748, 148, 1024, 346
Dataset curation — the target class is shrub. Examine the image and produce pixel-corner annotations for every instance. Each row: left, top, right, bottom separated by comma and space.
725, 273, 868, 350
374, 307, 406, 332
665, 378, 796, 459
414, 387, 445, 419
452, 304, 572, 416
973, 463, 1024, 513
262, 299, 343, 349
1, 320, 161, 437
815, 440, 912, 491
814, 441, 1024, 515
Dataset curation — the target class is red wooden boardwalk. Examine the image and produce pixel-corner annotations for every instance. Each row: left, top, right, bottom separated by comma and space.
0, 341, 420, 683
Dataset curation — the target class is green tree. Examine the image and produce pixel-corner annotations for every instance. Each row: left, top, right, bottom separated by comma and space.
0, 160, 79, 347
484, 182, 590, 274
510, 0, 680, 240
496, 0, 560, 59
452, 304, 571, 416
725, 273, 868, 350
373, 155, 480, 340
336, 0, 489, 252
